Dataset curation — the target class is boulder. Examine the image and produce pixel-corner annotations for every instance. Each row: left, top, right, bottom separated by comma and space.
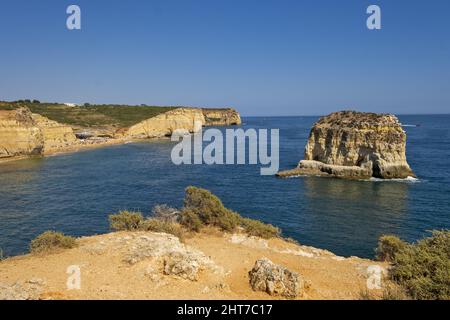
121, 233, 223, 281
248, 258, 303, 298
0, 279, 45, 300
163, 252, 200, 281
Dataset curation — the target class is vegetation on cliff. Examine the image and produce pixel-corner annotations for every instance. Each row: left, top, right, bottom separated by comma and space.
29, 231, 77, 254
376, 230, 450, 300
181, 186, 280, 238
0, 101, 176, 128
0, 101, 241, 129
15, 189, 448, 300
108, 186, 280, 240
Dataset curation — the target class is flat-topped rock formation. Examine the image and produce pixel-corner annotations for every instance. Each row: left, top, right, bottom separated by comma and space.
278, 111, 415, 179
202, 108, 242, 126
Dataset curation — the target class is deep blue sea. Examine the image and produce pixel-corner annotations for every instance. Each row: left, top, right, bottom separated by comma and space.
1, 115, 449, 258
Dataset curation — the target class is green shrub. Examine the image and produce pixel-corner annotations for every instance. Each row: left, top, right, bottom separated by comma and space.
30, 231, 77, 253
180, 209, 203, 232
241, 217, 280, 239
181, 186, 280, 238
376, 235, 408, 262
381, 285, 410, 300
183, 186, 241, 232
140, 218, 186, 241
377, 230, 450, 300
109, 210, 144, 231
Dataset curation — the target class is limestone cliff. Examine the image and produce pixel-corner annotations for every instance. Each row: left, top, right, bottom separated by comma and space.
278, 111, 415, 179
0, 106, 242, 162
123, 108, 205, 139
0, 108, 77, 159
202, 108, 242, 126
30, 114, 77, 154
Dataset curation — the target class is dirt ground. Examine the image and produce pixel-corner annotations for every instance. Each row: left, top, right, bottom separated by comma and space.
0, 230, 389, 300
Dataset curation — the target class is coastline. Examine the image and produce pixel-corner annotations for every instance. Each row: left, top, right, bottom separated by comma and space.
0, 136, 170, 164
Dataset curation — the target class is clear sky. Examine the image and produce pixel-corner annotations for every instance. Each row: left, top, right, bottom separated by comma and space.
0, 0, 449, 116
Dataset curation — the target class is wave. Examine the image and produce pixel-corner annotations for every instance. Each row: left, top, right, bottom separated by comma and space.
365, 176, 420, 183
402, 124, 419, 127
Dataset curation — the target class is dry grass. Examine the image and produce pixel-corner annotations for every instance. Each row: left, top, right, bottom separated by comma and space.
140, 218, 187, 242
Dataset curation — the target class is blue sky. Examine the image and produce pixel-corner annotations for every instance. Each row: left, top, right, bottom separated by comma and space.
0, 0, 449, 116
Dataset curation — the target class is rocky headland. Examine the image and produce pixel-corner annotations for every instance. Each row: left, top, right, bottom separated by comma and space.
202, 108, 242, 126
0, 105, 241, 163
122, 108, 206, 139
277, 111, 415, 179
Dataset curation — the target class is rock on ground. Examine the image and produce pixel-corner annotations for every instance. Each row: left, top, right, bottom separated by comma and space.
121, 233, 222, 281
0, 279, 45, 300
249, 258, 303, 298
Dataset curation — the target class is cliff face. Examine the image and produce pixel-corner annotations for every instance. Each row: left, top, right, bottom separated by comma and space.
278, 111, 415, 179
123, 108, 205, 139
202, 108, 241, 126
30, 114, 77, 154
0, 106, 243, 162
0, 108, 77, 159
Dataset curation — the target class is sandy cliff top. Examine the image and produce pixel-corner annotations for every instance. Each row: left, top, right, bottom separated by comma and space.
0, 230, 388, 300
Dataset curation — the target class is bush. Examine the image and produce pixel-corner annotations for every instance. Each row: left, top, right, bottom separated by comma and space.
30, 231, 77, 253
151, 204, 180, 222
109, 210, 143, 231
140, 218, 186, 241
381, 284, 410, 300
181, 186, 280, 238
376, 235, 408, 262
377, 230, 450, 300
183, 186, 241, 232
180, 209, 203, 232
241, 217, 280, 239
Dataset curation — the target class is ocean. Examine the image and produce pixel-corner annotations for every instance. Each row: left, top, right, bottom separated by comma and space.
1, 115, 449, 258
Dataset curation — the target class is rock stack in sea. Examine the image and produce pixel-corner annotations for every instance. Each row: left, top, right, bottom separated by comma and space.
277, 111, 415, 179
